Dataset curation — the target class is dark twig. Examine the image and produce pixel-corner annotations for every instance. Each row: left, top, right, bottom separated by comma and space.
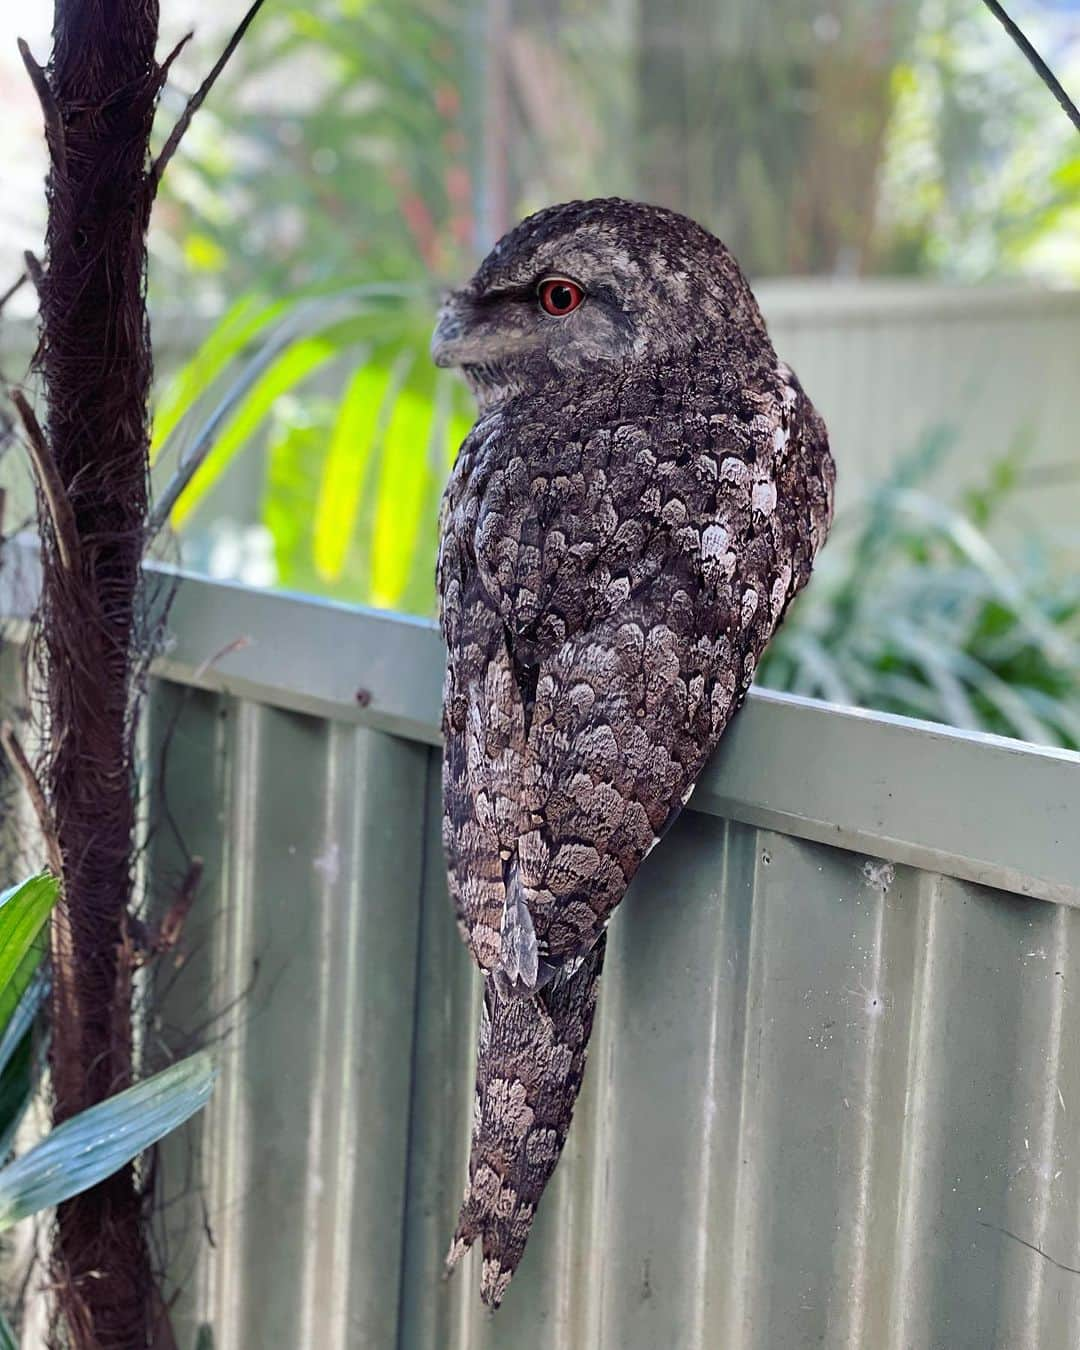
17, 39, 67, 174
151, 0, 269, 191
980, 0, 1080, 135
157, 30, 195, 88
148, 857, 204, 962
22, 252, 46, 296
977, 1220, 1080, 1276
0, 273, 28, 319
10, 389, 79, 573
0, 720, 63, 878
126, 857, 204, 968
155, 857, 203, 951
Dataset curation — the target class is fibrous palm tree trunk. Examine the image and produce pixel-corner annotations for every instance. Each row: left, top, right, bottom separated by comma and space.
30, 1, 160, 1342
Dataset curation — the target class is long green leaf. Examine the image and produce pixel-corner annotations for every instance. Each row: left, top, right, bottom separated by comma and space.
170, 337, 339, 530
152, 294, 293, 458
152, 284, 422, 466
0, 1054, 216, 1230
262, 416, 327, 594
369, 380, 440, 607
157, 287, 424, 533
0, 1027, 40, 1162
0, 1308, 16, 1350
312, 360, 396, 581
0, 969, 51, 1167
0, 970, 47, 1083
0, 875, 58, 1016
0, 943, 49, 1070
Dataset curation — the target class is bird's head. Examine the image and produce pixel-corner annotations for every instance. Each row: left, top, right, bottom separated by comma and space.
431, 197, 768, 410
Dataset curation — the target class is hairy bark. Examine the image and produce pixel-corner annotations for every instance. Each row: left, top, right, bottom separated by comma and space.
32, 1, 161, 1343
16, 1, 266, 1341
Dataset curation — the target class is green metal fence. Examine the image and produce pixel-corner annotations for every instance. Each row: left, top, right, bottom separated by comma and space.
4, 555, 1080, 1348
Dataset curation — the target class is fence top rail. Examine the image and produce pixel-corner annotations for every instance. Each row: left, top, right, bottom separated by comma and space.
2, 539, 1078, 907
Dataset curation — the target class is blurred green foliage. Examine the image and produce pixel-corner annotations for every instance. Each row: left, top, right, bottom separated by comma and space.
878, 0, 1080, 279
152, 284, 472, 609
153, 0, 1080, 300
153, 0, 476, 302
151, 0, 479, 605
759, 433, 1080, 748
147, 0, 1079, 745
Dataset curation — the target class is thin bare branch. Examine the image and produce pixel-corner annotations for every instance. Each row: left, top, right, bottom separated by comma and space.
126, 857, 204, 968
23, 251, 46, 296
192, 636, 251, 681
153, 856, 204, 957
151, 0, 269, 191
10, 388, 80, 573
0, 273, 28, 319
17, 38, 67, 174
978, 1220, 1080, 1277
0, 720, 63, 877
980, 0, 1080, 135
157, 30, 195, 89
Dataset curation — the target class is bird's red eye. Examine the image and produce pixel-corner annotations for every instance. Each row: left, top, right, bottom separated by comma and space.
538, 277, 584, 316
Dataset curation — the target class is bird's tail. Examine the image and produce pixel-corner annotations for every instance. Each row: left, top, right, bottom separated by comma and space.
445, 935, 606, 1308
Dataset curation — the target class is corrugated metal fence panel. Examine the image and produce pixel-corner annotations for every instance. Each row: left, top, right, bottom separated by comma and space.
111, 569, 1080, 1350
146, 684, 431, 1350
2, 552, 1079, 1347
400, 825, 1080, 1350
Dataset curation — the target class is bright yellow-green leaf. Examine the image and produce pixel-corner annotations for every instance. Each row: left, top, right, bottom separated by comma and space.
151, 294, 292, 461
313, 362, 396, 582
170, 336, 339, 530
0, 943, 45, 1061
0, 874, 58, 1019
1051, 155, 1080, 191
369, 382, 438, 608
182, 232, 228, 274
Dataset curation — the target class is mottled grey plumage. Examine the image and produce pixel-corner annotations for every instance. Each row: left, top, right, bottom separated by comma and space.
434, 197, 834, 1307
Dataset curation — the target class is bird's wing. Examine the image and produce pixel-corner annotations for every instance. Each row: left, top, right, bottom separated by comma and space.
438, 368, 832, 979
510, 573, 731, 964
509, 374, 834, 966
438, 420, 530, 972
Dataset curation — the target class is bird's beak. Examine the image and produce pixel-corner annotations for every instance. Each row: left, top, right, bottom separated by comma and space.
431, 294, 470, 368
